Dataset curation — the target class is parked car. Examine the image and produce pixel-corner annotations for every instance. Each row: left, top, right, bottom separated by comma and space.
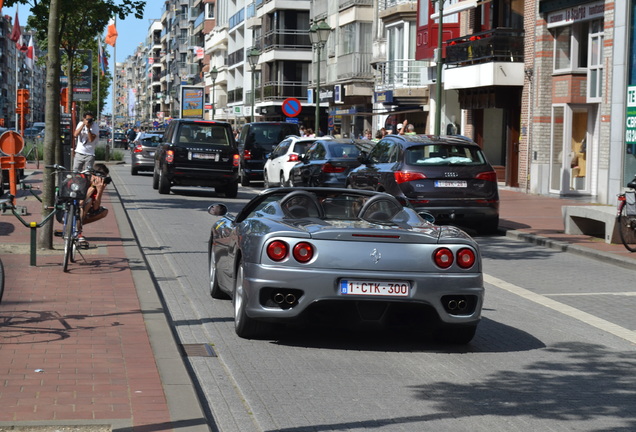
99, 129, 111, 139
22, 128, 43, 139
263, 136, 330, 188
152, 119, 239, 197
237, 122, 300, 186
207, 187, 483, 343
288, 139, 363, 188
131, 133, 162, 175
347, 134, 499, 233
113, 132, 129, 149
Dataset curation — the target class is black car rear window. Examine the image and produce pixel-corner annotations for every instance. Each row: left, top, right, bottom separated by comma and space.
246, 124, 299, 148
405, 144, 487, 166
178, 123, 231, 146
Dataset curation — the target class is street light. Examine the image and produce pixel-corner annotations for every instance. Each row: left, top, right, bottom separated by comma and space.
247, 48, 261, 122
432, 0, 445, 136
309, 20, 331, 135
210, 66, 218, 120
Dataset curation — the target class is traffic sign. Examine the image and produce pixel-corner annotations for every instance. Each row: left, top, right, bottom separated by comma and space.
282, 98, 302, 118
0, 131, 25, 156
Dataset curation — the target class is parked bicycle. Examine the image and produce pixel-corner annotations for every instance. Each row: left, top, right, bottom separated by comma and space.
22, 140, 40, 169
0, 196, 12, 302
48, 164, 92, 272
617, 175, 636, 252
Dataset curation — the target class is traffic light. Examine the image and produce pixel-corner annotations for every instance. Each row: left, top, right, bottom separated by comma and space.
16, 89, 30, 115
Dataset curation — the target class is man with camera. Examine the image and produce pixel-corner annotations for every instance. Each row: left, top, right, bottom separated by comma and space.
72, 111, 99, 171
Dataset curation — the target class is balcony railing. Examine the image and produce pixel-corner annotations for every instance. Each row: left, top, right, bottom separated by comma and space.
340, 0, 373, 10
375, 59, 431, 90
378, 0, 414, 13
445, 28, 524, 67
228, 49, 245, 67
336, 52, 374, 80
262, 81, 308, 101
263, 30, 311, 51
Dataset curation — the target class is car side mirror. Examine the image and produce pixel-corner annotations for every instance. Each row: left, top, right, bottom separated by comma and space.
208, 203, 228, 216
357, 151, 369, 164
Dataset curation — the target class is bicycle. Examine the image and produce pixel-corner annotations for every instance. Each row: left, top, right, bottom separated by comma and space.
0, 196, 12, 303
616, 175, 636, 252
22, 139, 40, 169
47, 164, 91, 272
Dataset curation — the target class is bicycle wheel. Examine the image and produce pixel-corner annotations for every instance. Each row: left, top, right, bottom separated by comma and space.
618, 201, 636, 252
0, 258, 4, 304
34, 144, 39, 169
63, 204, 76, 272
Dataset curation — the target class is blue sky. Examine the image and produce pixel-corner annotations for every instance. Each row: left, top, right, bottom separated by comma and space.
3, 3, 162, 115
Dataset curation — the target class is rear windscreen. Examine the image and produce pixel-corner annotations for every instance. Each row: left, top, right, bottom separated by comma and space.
245, 124, 299, 149
405, 144, 487, 166
178, 124, 231, 146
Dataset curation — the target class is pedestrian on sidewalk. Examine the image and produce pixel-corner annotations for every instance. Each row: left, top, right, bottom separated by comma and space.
72, 111, 99, 172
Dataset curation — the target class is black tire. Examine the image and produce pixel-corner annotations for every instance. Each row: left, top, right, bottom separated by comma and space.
618, 201, 636, 252
263, 170, 271, 189
131, 166, 139, 176
279, 171, 285, 188
224, 181, 239, 198
158, 166, 171, 194
0, 258, 5, 304
233, 259, 263, 339
152, 167, 159, 190
240, 167, 250, 187
480, 216, 500, 235
63, 205, 75, 272
209, 247, 230, 299
434, 324, 477, 345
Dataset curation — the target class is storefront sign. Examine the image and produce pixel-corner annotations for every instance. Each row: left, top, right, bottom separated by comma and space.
625, 86, 636, 144
375, 91, 394, 104
547, 1, 604, 28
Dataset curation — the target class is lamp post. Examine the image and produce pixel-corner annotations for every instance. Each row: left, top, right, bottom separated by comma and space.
210, 66, 218, 120
309, 20, 331, 135
247, 48, 261, 122
433, 0, 445, 136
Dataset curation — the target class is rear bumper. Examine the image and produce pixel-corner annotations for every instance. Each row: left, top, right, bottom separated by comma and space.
167, 166, 239, 187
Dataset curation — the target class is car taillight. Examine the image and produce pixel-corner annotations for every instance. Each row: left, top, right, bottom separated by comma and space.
433, 248, 454, 269
288, 154, 299, 162
133, 144, 143, 153
233, 154, 240, 167
475, 171, 497, 182
456, 248, 476, 269
394, 171, 427, 184
321, 163, 345, 173
243, 149, 252, 160
266, 240, 288, 261
166, 150, 174, 163
292, 242, 314, 263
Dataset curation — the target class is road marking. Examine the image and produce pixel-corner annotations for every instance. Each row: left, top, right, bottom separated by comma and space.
484, 274, 636, 344
546, 292, 636, 297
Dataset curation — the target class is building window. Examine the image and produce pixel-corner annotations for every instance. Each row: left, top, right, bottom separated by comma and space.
340, 22, 371, 56
588, 20, 603, 101
553, 21, 593, 73
205, 3, 215, 20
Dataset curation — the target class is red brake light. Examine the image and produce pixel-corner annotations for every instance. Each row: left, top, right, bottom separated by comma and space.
233, 154, 240, 167
243, 149, 252, 160
475, 171, 497, 182
394, 171, 427, 184
292, 242, 314, 263
165, 150, 174, 163
456, 248, 476, 269
266, 240, 288, 261
322, 163, 345, 173
133, 144, 143, 153
288, 154, 299, 162
433, 248, 454, 269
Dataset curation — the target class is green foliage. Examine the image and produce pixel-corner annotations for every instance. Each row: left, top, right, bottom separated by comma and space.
95, 146, 124, 161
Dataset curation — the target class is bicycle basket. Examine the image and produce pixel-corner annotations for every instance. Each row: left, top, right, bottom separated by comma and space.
626, 191, 636, 216
58, 171, 90, 200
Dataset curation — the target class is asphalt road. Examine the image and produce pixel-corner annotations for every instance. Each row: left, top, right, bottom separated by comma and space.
110, 158, 636, 432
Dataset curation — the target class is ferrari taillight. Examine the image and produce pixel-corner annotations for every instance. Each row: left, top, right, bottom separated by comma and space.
394, 171, 427, 184
292, 242, 314, 263
165, 150, 174, 163
266, 240, 288, 261
433, 248, 454, 269
456, 248, 476, 269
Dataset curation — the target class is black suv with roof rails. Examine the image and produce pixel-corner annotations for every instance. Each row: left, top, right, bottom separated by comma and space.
152, 119, 239, 197
237, 122, 300, 186
347, 134, 499, 233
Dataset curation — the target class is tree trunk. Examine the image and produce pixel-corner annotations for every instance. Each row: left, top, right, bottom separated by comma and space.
39, 0, 62, 250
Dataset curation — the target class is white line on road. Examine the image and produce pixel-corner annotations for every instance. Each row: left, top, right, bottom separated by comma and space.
484, 274, 636, 344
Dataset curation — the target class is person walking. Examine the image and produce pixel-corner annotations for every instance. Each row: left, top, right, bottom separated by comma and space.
72, 111, 99, 172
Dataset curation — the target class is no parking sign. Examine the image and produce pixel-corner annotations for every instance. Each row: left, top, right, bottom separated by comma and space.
282, 98, 302, 118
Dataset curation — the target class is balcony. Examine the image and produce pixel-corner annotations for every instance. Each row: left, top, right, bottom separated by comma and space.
262, 81, 308, 101
378, 0, 416, 14
228, 49, 245, 67
339, 0, 373, 11
263, 30, 311, 51
444, 28, 525, 90
336, 52, 373, 81
375, 59, 431, 91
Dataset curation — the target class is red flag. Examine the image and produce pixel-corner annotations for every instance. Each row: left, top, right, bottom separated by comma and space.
105, 19, 118, 47
26, 36, 35, 70
9, 12, 21, 43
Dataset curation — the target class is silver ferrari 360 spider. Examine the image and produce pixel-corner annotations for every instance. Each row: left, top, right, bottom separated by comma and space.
208, 188, 484, 343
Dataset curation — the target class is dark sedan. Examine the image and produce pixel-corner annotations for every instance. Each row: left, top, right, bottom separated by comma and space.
131, 133, 162, 175
288, 139, 363, 188
113, 132, 129, 149
346, 135, 499, 233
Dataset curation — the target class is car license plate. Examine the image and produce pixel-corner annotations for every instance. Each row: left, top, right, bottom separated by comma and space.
340, 280, 410, 297
435, 180, 467, 188
190, 152, 219, 161
148, 151, 155, 157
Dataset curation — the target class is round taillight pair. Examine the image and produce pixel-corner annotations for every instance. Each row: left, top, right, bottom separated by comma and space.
433, 247, 475, 269
266, 241, 314, 263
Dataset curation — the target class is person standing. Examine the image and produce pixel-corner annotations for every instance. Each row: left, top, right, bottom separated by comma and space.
72, 111, 99, 171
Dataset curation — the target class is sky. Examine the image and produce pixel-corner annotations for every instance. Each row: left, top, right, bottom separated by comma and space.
2, 2, 163, 115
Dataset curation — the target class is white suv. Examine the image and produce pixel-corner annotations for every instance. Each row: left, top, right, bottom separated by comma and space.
263, 136, 332, 188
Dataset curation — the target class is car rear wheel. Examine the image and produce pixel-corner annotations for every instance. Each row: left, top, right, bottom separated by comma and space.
209, 247, 229, 299
234, 260, 264, 339
240, 167, 250, 187
158, 166, 171, 194
222, 182, 238, 198
279, 171, 286, 187
152, 167, 159, 190
131, 166, 139, 176
263, 170, 271, 189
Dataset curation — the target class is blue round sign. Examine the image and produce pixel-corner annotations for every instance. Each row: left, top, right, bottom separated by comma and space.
282, 98, 301, 118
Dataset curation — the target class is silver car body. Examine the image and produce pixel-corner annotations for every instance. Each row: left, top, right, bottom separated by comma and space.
208, 188, 484, 342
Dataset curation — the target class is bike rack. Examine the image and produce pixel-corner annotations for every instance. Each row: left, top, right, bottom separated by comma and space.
1, 201, 57, 266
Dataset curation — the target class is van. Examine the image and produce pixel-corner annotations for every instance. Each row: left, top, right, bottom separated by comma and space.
237, 122, 300, 186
